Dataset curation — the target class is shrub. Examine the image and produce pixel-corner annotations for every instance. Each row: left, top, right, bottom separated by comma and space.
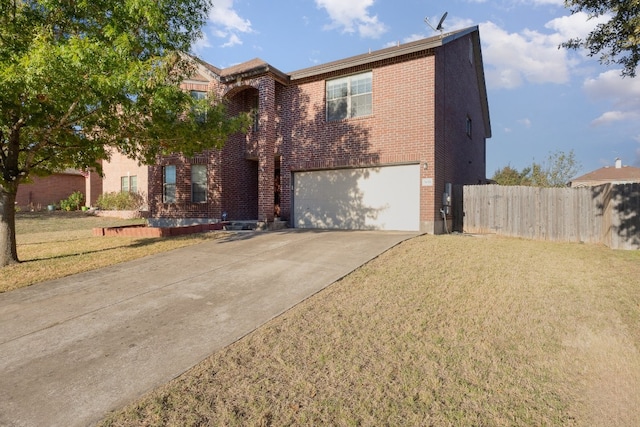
60, 191, 84, 211
96, 192, 145, 210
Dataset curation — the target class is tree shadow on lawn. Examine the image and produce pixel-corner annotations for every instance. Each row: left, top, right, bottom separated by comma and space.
19, 236, 100, 246
19, 237, 163, 263
17, 210, 89, 220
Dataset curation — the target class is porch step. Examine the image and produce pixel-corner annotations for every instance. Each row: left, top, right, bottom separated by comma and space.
224, 221, 259, 231
223, 219, 288, 231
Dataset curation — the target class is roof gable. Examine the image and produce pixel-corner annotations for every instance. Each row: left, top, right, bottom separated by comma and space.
187, 26, 490, 137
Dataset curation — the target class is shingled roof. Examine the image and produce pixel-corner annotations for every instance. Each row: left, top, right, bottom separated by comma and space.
571, 159, 640, 187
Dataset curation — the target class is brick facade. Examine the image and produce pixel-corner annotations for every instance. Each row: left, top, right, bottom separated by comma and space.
113, 27, 491, 232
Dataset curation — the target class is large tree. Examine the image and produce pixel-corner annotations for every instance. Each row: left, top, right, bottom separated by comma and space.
0, 0, 251, 266
562, 0, 640, 77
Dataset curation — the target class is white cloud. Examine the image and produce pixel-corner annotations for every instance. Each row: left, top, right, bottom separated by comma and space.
207, 0, 253, 48
384, 34, 425, 48
402, 33, 426, 43
528, 0, 564, 5
315, 0, 388, 38
518, 118, 532, 128
584, 70, 640, 106
591, 111, 640, 126
585, 70, 640, 126
480, 21, 571, 89
545, 11, 610, 44
479, 11, 611, 89
221, 33, 243, 48
209, 0, 252, 32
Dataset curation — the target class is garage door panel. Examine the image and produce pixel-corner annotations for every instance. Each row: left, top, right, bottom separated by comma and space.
293, 164, 420, 231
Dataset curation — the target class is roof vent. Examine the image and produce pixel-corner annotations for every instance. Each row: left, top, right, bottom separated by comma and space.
615, 158, 622, 169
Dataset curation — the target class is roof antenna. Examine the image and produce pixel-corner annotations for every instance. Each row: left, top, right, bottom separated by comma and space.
424, 12, 448, 36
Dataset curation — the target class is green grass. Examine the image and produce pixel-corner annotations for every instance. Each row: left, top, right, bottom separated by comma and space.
100, 235, 640, 427
1, 211, 227, 293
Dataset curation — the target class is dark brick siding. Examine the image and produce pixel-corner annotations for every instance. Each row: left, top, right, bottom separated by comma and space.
147, 31, 487, 232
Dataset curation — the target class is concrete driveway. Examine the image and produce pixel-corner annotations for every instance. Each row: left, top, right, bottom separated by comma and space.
0, 229, 416, 427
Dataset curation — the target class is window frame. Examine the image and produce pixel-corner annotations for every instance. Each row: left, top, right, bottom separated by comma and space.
190, 90, 208, 123
191, 164, 207, 203
326, 71, 373, 122
190, 90, 207, 100
163, 165, 177, 204
120, 175, 137, 193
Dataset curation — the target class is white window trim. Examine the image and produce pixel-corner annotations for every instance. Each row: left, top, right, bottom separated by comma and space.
326, 71, 373, 121
191, 164, 207, 203
163, 165, 177, 204
121, 175, 137, 193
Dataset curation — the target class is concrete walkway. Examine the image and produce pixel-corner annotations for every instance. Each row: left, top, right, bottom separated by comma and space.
0, 229, 416, 427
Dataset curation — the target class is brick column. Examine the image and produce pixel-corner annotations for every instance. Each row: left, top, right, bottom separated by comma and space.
257, 78, 276, 223
208, 149, 223, 220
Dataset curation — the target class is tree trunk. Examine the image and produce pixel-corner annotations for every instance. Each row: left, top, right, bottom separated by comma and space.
0, 186, 19, 266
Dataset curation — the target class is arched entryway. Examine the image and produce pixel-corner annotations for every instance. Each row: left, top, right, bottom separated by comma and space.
222, 86, 260, 220
222, 80, 279, 223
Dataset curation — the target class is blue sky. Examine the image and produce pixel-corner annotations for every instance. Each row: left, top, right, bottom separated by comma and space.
192, 0, 640, 178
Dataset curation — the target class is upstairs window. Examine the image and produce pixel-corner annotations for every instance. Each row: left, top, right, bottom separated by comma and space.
191, 164, 207, 203
250, 93, 259, 132
326, 71, 372, 121
190, 90, 207, 100
190, 90, 208, 122
163, 165, 176, 203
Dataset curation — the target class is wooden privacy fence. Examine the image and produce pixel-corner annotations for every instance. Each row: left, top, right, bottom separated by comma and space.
458, 183, 640, 250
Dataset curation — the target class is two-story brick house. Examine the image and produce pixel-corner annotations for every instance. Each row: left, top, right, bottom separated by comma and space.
105, 26, 490, 233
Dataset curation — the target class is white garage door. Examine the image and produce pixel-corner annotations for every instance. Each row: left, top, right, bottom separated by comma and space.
293, 164, 420, 231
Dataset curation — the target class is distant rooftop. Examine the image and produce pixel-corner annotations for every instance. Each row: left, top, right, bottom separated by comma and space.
571, 158, 640, 186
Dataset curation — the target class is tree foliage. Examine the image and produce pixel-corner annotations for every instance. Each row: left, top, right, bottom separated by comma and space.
0, 0, 252, 266
562, 0, 640, 77
492, 150, 581, 188
491, 165, 530, 186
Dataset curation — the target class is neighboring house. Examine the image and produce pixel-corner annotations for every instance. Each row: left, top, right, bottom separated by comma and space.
103, 26, 491, 233
570, 158, 640, 188
16, 169, 101, 209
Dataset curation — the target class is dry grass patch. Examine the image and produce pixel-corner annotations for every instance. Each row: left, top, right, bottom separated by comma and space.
101, 235, 640, 427
1, 211, 227, 292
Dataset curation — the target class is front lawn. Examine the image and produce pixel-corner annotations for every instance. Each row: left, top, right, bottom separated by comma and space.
1, 211, 225, 293
100, 234, 640, 426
